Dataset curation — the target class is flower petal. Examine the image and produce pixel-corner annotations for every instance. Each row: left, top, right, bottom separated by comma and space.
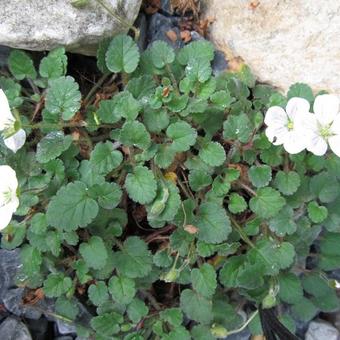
313, 94, 340, 125
4, 129, 26, 153
265, 125, 288, 145
330, 114, 340, 135
283, 130, 306, 154
307, 134, 328, 156
264, 106, 288, 127
286, 97, 310, 120
0, 89, 15, 131
0, 205, 14, 231
328, 135, 340, 157
0, 165, 18, 192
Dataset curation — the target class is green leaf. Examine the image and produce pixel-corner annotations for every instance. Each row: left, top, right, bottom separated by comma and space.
166, 121, 197, 152
114, 91, 141, 121
195, 202, 231, 244
113, 236, 153, 278
228, 193, 247, 214
268, 206, 297, 236
125, 166, 157, 204
210, 90, 234, 109
108, 275, 136, 305
180, 289, 212, 324
189, 170, 212, 192
186, 59, 212, 83
154, 144, 176, 168
278, 273, 303, 304
199, 142, 226, 167
287, 83, 314, 103
310, 172, 339, 203
90, 141, 123, 175
320, 232, 340, 257
308, 201, 328, 223
55, 296, 79, 320
254, 239, 296, 275
248, 165, 272, 188
143, 109, 169, 133
160, 308, 183, 326
43, 273, 72, 297
119, 121, 151, 149
39, 47, 67, 79
88, 281, 109, 306
249, 187, 285, 219
223, 113, 253, 143
8, 50, 37, 80
97, 99, 121, 124
177, 40, 214, 66
150, 41, 175, 68
79, 236, 108, 270
273, 171, 301, 196
36, 131, 73, 163
219, 256, 245, 288
127, 298, 149, 323
91, 182, 122, 209
45, 76, 81, 120
47, 181, 99, 231
30, 213, 48, 234
291, 298, 318, 322
191, 263, 217, 298
90, 312, 123, 336
97, 38, 110, 74
20, 245, 42, 277
106, 34, 140, 74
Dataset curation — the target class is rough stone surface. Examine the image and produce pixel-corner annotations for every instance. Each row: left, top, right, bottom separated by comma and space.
0, 0, 142, 55
203, 0, 340, 93
3, 288, 43, 320
0, 249, 21, 301
306, 320, 340, 340
0, 317, 32, 340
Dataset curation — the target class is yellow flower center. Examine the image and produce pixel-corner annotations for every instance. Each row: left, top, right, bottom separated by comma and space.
287, 120, 294, 130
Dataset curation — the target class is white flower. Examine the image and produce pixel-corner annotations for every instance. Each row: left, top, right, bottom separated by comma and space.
264, 97, 310, 154
0, 89, 26, 153
302, 94, 340, 157
0, 165, 19, 231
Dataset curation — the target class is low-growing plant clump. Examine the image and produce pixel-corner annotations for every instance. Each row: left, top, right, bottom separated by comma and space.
1, 33, 340, 339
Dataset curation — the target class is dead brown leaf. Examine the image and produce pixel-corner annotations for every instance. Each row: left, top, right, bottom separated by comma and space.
166, 30, 178, 43
171, 0, 200, 17
180, 30, 192, 43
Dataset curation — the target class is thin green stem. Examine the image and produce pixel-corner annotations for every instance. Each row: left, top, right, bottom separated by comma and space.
83, 73, 111, 105
94, 0, 139, 39
238, 181, 257, 196
226, 310, 259, 336
166, 64, 179, 95
229, 215, 255, 249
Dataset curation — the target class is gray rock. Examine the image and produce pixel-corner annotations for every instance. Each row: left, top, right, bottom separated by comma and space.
26, 318, 49, 340
3, 288, 42, 319
203, 0, 340, 93
55, 301, 92, 336
136, 13, 148, 51
212, 50, 228, 75
0, 249, 21, 301
0, 0, 142, 56
56, 319, 77, 335
305, 320, 340, 340
147, 13, 183, 49
0, 317, 32, 340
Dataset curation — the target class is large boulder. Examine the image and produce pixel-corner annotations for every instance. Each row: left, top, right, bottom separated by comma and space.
203, 0, 340, 93
0, 0, 142, 55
